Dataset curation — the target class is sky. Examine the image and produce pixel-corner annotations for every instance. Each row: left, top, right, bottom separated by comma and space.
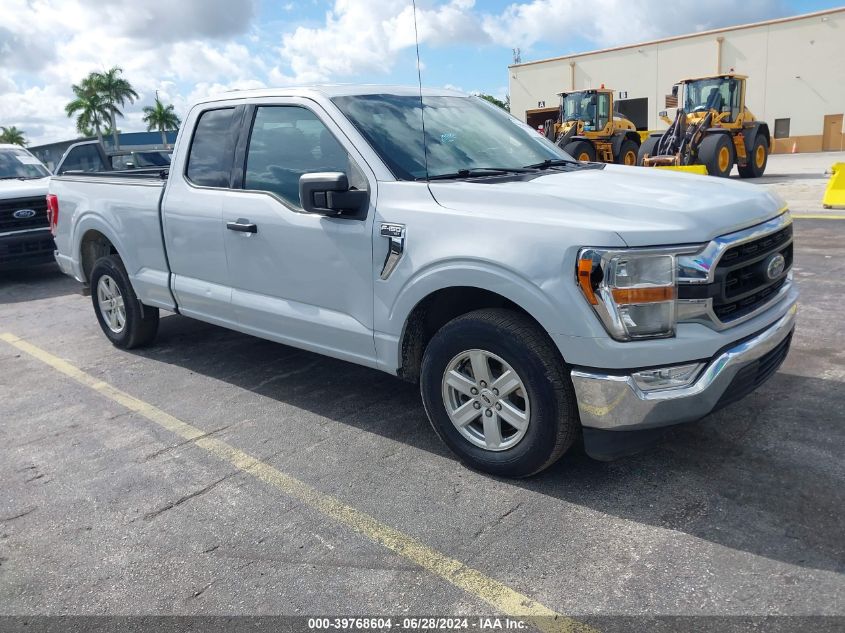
0, 0, 841, 146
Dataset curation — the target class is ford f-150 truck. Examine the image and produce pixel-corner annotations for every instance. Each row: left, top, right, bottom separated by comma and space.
49, 86, 797, 477
1, 144, 53, 270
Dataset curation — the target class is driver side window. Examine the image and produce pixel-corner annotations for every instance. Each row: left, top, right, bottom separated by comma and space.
596, 93, 610, 131
244, 106, 366, 208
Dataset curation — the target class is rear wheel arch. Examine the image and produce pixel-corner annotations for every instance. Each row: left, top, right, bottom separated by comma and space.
79, 229, 119, 284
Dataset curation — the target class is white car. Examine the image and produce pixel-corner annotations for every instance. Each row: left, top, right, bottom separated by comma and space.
0, 144, 53, 270
49, 86, 797, 476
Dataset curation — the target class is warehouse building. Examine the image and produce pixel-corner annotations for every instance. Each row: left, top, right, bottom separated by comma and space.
509, 7, 845, 153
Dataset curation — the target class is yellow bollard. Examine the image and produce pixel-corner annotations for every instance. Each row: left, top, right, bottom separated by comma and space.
823, 163, 845, 209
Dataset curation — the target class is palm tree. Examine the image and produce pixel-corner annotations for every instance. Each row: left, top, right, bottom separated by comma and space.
65, 76, 109, 145
93, 67, 138, 150
142, 95, 181, 148
0, 126, 27, 146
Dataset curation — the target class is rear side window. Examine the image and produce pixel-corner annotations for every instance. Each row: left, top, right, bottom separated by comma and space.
186, 108, 235, 187
58, 144, 107, 174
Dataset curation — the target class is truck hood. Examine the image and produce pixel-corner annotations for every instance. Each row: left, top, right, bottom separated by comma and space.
0, 177, 50, 199
428, 164, 786, 247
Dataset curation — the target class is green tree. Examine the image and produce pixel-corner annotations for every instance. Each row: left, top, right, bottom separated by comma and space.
65, 76, 109, 145
93, 67, 138, 150
142, 95, 180, 148
477, 93, 510, 112
0, 126, 27, 146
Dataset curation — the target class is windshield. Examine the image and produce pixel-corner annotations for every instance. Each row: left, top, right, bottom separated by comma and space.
332, 95, 569, 180
561, 92, 596, 125
683, 78, 740, 115
0, 148, 50, 179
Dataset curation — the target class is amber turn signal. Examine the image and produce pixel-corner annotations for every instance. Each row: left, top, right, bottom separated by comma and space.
577, 258, 598, 305
611, 286, 675, 304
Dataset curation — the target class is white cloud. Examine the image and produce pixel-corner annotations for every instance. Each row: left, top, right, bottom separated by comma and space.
482, 0, 788, 49
0, 0, 791, 145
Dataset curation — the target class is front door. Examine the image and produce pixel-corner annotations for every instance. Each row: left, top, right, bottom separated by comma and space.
822, 114, 844, 151
222, 101, 378, 366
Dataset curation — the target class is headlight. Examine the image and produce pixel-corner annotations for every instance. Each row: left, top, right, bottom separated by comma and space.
576, 247, 692, 341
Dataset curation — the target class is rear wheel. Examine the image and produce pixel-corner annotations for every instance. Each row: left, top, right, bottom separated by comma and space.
615, 139, 639, 166
564, 140, 596, 163
90, 255, 159, 349
636, 135, 661, 166
698, 134, 734, 177
420, 309, 579, 478
738, 134, 768, 178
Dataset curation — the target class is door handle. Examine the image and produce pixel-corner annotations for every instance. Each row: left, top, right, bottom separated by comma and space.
227, 219, 257, 233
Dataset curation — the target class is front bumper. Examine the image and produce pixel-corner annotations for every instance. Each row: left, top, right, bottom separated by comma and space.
571, 302, 797, 432
0, 228, 55, 270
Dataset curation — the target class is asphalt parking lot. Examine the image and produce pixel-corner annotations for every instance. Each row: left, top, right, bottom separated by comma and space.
1, 169, 844, 631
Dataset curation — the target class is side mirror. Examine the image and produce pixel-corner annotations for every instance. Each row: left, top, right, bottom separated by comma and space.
299, 172, 368, 218
671, 84, 679, 98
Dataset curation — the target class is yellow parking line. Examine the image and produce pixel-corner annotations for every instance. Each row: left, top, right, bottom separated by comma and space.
791, 213, 845, 219
0, 332, 595, 633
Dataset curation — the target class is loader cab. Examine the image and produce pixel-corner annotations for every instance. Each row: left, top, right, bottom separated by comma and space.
680, 74, 745, 126
559, 89, 612, 134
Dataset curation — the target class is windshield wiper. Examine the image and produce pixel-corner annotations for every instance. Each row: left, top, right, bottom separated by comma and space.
523, 158, 580, 170
417, 167, 537, 181
0, 176, 44, 180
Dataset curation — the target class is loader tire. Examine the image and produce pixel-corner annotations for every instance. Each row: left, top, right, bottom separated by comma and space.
698, 134, 734, 178
738, 134, 768, 178
615, 140, 639, 166
564, 140, 596, 163
637, 136, 661, 166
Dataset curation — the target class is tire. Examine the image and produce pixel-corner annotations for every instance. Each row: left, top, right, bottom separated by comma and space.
420, 308, 579, 478
90, 255, 159, 349
738, 134, 768, 178
563, 140, 596, 163
636, 135, 661, 166
698, 133, 734, 177
615, 139, 639, 166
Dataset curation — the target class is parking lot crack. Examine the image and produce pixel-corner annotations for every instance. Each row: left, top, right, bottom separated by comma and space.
142, 472, 237, 521
1, 507, 37, 522
141, 425, 232, 462
473, 502, 522, 539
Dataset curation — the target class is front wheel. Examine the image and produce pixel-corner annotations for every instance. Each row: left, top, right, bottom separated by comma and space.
698, 134, 734, 177
90, 255, 159, 349
563, 140, 596, 163
637, 135, 661, 166
420, 309, 579, 478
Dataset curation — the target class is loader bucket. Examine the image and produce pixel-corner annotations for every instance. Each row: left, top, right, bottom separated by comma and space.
822, 163, 845, 209
655, 165, 709, 175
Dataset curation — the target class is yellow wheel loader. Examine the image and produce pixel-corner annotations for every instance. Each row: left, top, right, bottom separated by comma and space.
543, 87, 641, 165
638, 73, 771, 178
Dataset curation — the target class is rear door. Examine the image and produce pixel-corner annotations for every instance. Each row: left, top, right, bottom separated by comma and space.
161, 104, 244, 326
221, 99, 378, 366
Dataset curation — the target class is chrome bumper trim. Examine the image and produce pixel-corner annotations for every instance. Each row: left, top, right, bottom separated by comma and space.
571, 302, 797, 430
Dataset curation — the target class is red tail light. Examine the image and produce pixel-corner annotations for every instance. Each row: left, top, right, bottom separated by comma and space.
46, 194, 59, 236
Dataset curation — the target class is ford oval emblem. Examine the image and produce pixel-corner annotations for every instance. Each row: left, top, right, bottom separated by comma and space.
765, 253, 786, 280
13, 208, 37, 219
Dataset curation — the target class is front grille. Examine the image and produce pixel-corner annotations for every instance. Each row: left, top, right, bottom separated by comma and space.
711, 224, 793, 323
714, 331, 793, 410
0, 234, 54, 266
0, 196, 49, 232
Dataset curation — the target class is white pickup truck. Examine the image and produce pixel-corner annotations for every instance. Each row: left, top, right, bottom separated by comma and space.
50, 86, 797, 477
1, 144, 53, 270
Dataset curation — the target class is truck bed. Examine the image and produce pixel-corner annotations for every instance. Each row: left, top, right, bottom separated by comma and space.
50, 172, 175, 310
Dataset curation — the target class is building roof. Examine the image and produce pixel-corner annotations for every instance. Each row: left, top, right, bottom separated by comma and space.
509, 6, 845, 69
